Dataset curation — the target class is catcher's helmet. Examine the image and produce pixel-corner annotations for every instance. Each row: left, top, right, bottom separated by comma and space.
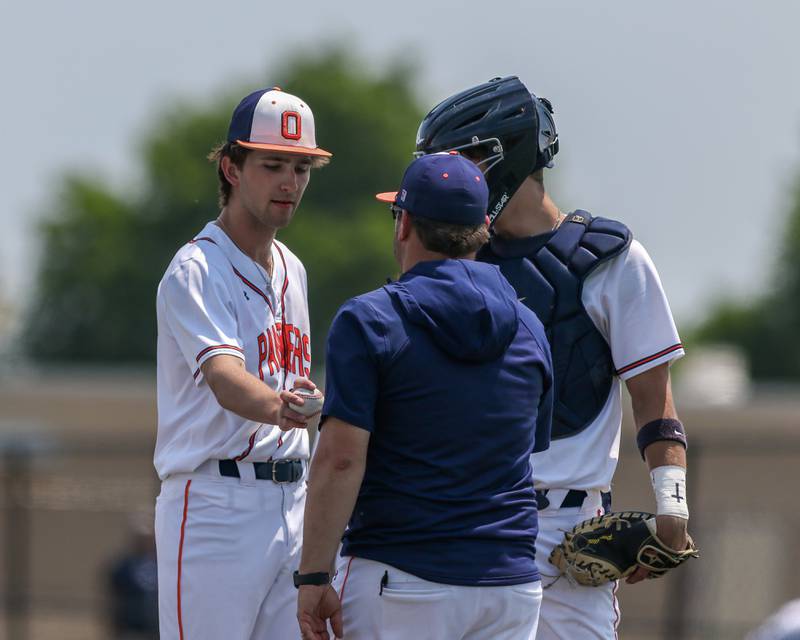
415, 76, 558, 224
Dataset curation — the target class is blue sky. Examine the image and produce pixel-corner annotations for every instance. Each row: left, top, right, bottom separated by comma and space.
3, 0, 799, 326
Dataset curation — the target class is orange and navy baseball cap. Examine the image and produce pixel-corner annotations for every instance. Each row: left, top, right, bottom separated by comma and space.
376, 152, 489, 225
227, 87, 332, 158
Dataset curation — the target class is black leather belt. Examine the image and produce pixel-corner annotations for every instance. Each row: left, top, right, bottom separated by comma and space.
535, 489, 612, 511
218, 459, 304, 483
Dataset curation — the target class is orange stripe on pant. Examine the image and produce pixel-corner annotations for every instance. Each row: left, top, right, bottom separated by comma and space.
177, 479, 192, 640
338, 557, 354, 604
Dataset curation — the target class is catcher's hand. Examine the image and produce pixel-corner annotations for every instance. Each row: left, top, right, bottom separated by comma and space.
549, 511, 699, 587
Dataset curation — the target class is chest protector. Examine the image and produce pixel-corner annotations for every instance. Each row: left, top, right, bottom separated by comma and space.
480, 211, 631, 439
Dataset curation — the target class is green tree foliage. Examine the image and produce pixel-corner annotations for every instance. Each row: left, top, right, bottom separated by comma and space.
696, 180, 800, 380
24, 48, 424, 365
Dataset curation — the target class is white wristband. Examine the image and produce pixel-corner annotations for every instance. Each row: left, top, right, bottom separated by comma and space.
650, 465, 689, 519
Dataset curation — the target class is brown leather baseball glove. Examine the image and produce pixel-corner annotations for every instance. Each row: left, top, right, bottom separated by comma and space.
549, 511, 699, 587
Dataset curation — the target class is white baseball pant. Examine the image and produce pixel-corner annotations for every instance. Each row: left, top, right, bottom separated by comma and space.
331, 556, 542, 640
155, 460, 305, 639
535, 490, 619, 640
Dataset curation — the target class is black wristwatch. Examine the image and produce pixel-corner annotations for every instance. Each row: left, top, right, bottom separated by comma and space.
293, 570, 331, 588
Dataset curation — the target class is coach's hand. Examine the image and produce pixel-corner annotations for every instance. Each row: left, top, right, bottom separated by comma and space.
626, 515, 689, 584
297, 584, 343, 640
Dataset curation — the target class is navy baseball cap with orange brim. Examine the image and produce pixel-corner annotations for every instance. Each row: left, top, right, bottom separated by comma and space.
227, 87, 332, 158
376, 152, 489, 225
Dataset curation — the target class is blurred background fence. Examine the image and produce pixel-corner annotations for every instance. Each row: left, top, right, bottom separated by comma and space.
0, 445, 157, 640
0, 371, 158, 640
0, 367, 797, 640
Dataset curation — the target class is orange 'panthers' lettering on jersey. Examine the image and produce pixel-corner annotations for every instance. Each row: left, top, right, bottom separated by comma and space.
302, 334, 311, 376
257, 334, 268, 381
257, 323, 311, 378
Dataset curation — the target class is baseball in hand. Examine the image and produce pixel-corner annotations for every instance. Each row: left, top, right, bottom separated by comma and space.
289, 387, 324, 417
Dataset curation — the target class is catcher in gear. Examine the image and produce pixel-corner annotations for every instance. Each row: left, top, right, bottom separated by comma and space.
549, 511, 699, 587
416, 76, 695, 639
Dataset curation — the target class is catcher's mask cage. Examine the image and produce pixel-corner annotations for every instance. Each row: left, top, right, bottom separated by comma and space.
415, 76, 559, 224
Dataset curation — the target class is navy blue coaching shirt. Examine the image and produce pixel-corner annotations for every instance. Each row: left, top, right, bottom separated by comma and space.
321, 258, 553, 586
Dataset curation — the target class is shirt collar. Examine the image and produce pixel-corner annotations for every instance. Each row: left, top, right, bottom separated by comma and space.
199, 221, 275, 292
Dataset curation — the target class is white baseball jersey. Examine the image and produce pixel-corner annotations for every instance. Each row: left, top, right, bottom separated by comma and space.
155, 220, 312, 479
532, 239, 684, 492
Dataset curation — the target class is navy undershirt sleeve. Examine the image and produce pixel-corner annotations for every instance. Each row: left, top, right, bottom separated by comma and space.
320, 299, 382, 433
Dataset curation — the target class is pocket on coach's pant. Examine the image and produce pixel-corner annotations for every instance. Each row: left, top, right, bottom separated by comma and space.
380, 584, 451, 602
378, 567, 450, 601
378, 574, 452, 638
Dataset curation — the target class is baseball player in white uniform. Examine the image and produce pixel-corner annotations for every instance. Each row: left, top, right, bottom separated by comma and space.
747, 600, 800, 640
154, 87, 331, 639
415, 76, 692, 639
